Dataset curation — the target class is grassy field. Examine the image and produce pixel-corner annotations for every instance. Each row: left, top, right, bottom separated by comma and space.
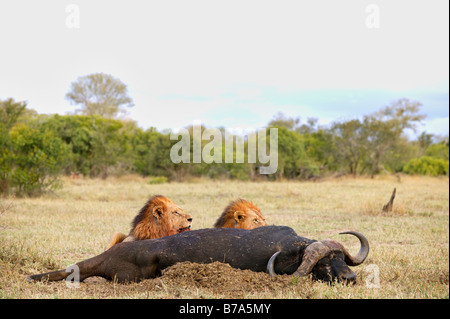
0, 175, 448, 299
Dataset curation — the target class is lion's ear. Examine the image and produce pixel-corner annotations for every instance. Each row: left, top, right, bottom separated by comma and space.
234, 211, 245, 223
152, 205, 164, 218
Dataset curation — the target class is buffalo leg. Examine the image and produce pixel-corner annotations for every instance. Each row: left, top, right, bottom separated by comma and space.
26, 246, 160, 283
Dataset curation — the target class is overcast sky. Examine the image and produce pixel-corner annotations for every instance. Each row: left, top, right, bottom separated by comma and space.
0, 0, 448, 137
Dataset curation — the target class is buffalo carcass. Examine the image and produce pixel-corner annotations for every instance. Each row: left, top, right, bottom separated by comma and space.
27, 226, 369, 284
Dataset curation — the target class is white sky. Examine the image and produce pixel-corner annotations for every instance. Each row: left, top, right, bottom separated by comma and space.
0, 0, 448, 136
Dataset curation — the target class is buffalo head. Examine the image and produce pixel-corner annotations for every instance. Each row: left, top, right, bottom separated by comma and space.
267, 231, 369, 284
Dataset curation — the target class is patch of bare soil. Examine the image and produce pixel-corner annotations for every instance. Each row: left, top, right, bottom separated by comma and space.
143, 261, 315, 298
30, 262, 315, 298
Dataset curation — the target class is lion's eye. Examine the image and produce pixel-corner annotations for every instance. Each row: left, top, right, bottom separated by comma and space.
174, 211, 180, 216
254, 219, 259, 223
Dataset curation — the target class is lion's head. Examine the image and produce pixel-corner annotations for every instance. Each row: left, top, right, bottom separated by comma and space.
213, 199, 267, 229
131, 195, 192, 240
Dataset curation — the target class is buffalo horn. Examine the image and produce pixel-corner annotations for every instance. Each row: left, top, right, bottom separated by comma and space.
267, 231, 369, 278
338, 231, 369, 266
293, 241, 331, 277
266, 251, 281, 277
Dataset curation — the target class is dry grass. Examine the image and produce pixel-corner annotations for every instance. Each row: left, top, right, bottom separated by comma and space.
0, 175, 448, 299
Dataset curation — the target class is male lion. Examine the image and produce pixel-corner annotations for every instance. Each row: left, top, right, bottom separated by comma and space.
105, 195, 192, 250
213, 199, 267, 229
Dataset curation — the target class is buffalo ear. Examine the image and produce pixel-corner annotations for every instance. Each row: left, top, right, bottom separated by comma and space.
233, 211, 245, 223
152, 205, 164, 218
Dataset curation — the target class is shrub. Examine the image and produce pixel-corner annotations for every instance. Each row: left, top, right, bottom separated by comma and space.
8, 124, 70, 195
403, 156, 449, 176
425, 143, 449, 160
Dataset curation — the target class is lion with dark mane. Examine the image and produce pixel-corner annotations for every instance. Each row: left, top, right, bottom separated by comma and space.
105, 195, 192, 250
214, 198, 267, 229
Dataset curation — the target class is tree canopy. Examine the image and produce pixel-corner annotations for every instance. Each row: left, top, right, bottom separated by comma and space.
0, 95, 448, 196
65, 73, 134, 118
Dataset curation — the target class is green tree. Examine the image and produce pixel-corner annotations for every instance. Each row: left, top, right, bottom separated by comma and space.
267, 126, 312, 179
330, 119, 366, 175
66, 73, 134, 118
360, 99, 425, 176
0, 98, 27, 130
147, 132, 187, 180
9, 124, 70, 195
417, 131, 434, 155
40, 114, 137, 178
300, 130, 337, 173
40, 115, 94, 175
131, 127, 157, 176
131, 127, 188, 179
88, 116, 125, 178
268, 112, 300, 131
330, 99, 425, 176
0, 99, 27, 194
